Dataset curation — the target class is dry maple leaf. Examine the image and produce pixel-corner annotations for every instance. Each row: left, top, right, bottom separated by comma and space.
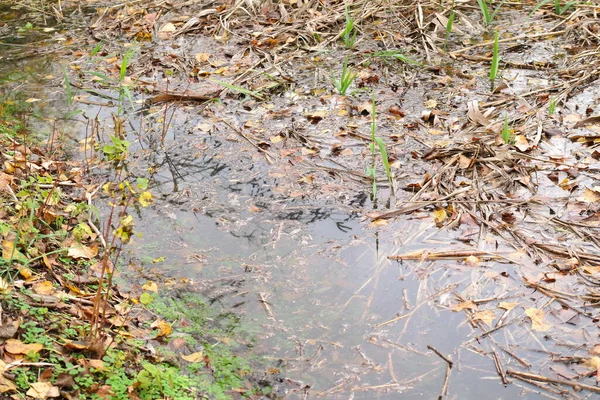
525, 308, 551, 331
473, 310, 495, 328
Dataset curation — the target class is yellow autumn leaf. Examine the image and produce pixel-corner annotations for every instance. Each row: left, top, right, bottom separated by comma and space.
5, 339, 43, 355
139, 191, 153, 207
473, 310, 496, 328
424, 99, 438, 108
181, 351, 204, 363
579, 187, 600, 203
26, 382, 59, 399
19, 267, 33, 280
498, 302, 519, 311
513, 135, 530, 152
451, 300, 477, 312
525, 308, 551, 331
370, 219, 388, 227
153, 320, 172, 337
194, 52, 210, 63
432, 208, 447, 224
269, 135, 285, 143
142, 281, 158, 293
2, 240, 26, 262
0, 360, 16, 393
67, 242, 98, 259
33, 281, 54, 295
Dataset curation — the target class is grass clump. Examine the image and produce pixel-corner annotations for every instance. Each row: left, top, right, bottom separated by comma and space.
333, 57, 357, 95
342, 2, 357, 48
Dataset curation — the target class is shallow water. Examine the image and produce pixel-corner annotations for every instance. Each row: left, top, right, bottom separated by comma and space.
3, 3, 599, 398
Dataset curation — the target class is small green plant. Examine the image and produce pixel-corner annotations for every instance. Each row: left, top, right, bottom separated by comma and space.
530, 0, 576, 16
371, 50, 420, 65
332, 57, 357, 96
501, 114, 511, 144
17, 22, 34, 33
489, 30, 500, 90
445, 10, 455, 50
548, 97, 557, 115
136, 362, 195, 400
477, 0, 507, 26
366, 93, 392, 196
117, 46, 136, 114
102, 134, 130, 162
342, 3, 357, 48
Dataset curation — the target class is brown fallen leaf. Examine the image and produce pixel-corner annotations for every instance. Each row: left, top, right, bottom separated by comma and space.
0, 319, 18, 339
467, 100, 490, 126
498, 302, 519, 311
473, 310, 496, 328
152, 319, 172, 337
26, 381, 60, 399
67, 242, 98, 259
525, 308, 551, 331
33, 281, 54, 296
451, 300, 477, 312
5, 339, 43, 355
141, 281, 158, 293
181, 351, 204, 363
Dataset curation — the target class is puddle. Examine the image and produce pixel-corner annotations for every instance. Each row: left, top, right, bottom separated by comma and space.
3, 1, 600, 398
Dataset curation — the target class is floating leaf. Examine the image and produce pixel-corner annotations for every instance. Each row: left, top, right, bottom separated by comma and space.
473, 310, 496, 328
432, 207, 447, 225
465, 255, 480, 267
451, 300, 477, 312
525, 308, 551, 331
498, 302, 518, 311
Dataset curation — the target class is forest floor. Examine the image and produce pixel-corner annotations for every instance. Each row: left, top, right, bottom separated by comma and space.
2, 0, 600, 399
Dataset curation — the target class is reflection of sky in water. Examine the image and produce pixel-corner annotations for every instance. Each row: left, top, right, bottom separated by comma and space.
121, 115, 549, 398
130, 199, 539, 399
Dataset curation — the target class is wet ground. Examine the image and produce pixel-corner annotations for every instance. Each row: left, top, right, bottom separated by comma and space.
3, 0, 600, 398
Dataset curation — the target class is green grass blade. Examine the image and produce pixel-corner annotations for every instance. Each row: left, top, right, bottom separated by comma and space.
477, 0, 491, 24
120, 47, 136, 82
501, 114, 510, 144
491, 0, 508, 20
211, 79, 265, 100
490, 30, 500, 87
529, 0, 552, 16
374, 137, 391, 182
63, 67, 73, 107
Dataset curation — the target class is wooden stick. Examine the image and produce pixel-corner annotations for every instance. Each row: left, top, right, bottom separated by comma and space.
507, 370, 600, 394
427, 345, 453, 368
